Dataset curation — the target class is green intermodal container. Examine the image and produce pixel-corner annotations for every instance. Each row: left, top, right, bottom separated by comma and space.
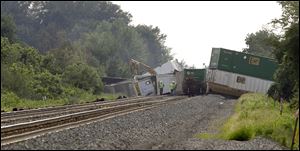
209, 48, 278, 81
184, 69, 206, 82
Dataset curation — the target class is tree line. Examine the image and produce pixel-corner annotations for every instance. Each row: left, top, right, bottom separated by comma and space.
1, 1, 173, 100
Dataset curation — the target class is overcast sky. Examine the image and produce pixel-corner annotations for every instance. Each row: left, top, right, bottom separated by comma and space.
112, 1, 282, 68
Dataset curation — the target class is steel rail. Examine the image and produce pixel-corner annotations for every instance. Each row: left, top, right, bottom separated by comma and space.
1, 96, 163, 121
1, 96, 186, 146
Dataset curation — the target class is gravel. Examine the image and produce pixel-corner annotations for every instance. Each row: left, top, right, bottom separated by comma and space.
1, 94, 287, 150
170, 137, 287, 150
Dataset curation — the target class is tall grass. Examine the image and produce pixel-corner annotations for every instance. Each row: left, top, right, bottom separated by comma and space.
1, 90, 120, 112
196, 93, 299, 150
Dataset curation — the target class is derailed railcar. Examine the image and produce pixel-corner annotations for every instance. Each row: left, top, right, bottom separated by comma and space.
206, 48, 278, 97
103, 80, 138, 97
182, 69, 207, 96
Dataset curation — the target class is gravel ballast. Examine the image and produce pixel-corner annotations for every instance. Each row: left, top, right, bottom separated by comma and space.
1, 94, 287, 150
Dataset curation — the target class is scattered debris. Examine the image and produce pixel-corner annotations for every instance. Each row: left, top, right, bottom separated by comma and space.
94, 98, 105, 102
117, 96, 127, 99
13, 108, 25, 111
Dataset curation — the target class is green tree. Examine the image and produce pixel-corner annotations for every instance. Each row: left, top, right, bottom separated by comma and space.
105, 56, 131, 77
1, 1, 132, 52
1, 37, 20, 64
271, 1, 299, 30
2, 62, 35, 99
77, 20, 148, 77
46, 42, 85, 74
31, 71, 64, 99
268, 1, 299, 103
1, 37, 66, 99
1, 14, 16, 42
135, 25, 173, 67
242, 29, 279, 58
1, 1, 40, 47
62, 63, 103, 94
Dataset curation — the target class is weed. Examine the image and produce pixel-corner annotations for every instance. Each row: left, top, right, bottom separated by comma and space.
195, 93, 299, 149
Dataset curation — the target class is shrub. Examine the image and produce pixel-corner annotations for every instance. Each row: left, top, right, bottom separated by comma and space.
227, 126, 254, 141
1, 91, 20, 111
62, 63, 103, 94
215, 93, 298, 149
31, 71, 64, 99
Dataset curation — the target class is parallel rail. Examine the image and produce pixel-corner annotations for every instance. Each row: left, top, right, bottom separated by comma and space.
1, 96, 187, 146
1, 96, 165, 125
1, 96, 143, 118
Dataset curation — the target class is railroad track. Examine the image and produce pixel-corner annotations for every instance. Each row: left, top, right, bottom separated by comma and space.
1, 95, 141, 118
1, 95, 165, 126
1, 96, 187, 146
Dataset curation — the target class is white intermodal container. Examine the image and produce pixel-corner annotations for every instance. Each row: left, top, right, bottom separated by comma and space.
206, 69, 274, 96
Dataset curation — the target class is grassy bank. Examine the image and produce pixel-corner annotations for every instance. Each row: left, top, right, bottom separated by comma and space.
196, 93, 299, 150
1, 91, 121, 112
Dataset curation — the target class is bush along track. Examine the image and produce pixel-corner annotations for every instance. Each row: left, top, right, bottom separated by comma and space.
1, 90, 120, 112
197, 93, 299, 150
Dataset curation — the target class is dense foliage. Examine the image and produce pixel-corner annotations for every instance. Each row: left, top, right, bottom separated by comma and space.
197, 93, 298, 149
1, 1, 173, 109
1, 1, 172, 74
242, 29, 279, 58
270, 1, 299, 107
1, 14, 16, 43
243, 1, 298, 107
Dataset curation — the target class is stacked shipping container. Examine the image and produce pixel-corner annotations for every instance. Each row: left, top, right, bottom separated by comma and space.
207, 48, 278, 96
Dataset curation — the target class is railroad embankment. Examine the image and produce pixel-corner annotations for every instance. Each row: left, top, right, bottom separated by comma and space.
197, 93, 299, 150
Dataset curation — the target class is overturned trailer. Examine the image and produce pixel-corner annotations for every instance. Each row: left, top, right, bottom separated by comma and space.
103, 80, 138, 97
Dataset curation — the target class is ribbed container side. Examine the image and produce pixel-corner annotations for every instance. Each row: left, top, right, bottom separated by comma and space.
206, 69, 274, 94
